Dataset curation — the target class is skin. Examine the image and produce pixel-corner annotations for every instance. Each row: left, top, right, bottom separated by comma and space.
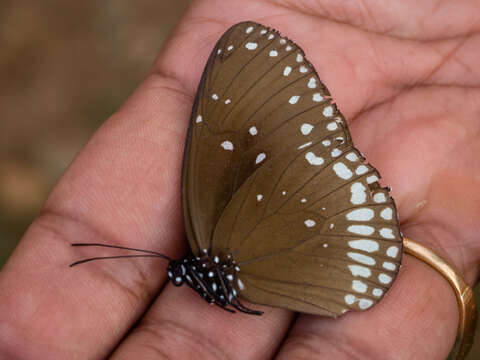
1, 0, 479, 358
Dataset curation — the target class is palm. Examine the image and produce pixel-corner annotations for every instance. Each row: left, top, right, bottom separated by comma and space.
0, 0, 478, 359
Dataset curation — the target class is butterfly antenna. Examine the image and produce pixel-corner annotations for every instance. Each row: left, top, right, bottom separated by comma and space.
70, 243, 172, 267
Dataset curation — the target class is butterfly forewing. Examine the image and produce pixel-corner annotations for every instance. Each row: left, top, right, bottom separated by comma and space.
183, 22, 317, 253
183, 21, 402, 317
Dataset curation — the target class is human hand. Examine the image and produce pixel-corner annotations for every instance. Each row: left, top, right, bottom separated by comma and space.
1, 1, 479, 358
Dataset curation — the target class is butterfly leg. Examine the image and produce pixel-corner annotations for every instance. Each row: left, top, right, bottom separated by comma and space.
230, 296, 263, 316
214, 268, 263, 315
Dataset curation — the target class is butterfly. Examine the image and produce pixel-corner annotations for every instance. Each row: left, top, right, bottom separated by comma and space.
72, 21, 403, 317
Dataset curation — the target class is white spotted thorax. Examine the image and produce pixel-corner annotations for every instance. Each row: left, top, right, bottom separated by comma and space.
182, 21, 403, 317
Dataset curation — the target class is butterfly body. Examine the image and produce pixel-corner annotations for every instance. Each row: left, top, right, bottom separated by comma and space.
166, 253, 262, 315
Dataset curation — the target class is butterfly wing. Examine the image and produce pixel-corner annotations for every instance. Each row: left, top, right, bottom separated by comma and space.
183, 22, 402, 316
182, 21, 314, 255
212, 144, 402, 316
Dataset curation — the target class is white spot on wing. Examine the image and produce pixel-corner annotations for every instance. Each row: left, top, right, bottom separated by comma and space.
331, 148, 342, 157
269, 50, 278, 57
220, 141, 234, 151
348, 265, 372, 278
383, 262, 396, 271
359, 299, 373, 309
285, 45, 292, 51
301, 123, 314, 135
297, 141, 312, 150
289, 95, 300, 104
348, 239, 379, 253
327, 122, 338, 131
380, 228, 395, 239
374, 192, 387, 203
333, 162, 353, 179
367, 175, 379, 184
356, 165, 369, 175
352, 280, 367, 293
345, 294, 355, 304
308, 77, 317, 88
380, 207, 393, 220
323, 106, 334, 117
305, 152, 324, 166
322, 139, 331, 146
246, 26, 254, 33
249, 126, 258, 136
245, 42, 258, 50
313, 93, 323, 102
227, 45, 234, 51
347, 252, 376, 265
212, 93, 219, 100
379, 273, 392, 284
386, 246, 399, 258
268, 34, 274, 40
255, 153, 266, 164
346, 208, 374, 221
195, 115, 203, 123
304, 219, 316, 227
257, 194, 263, 201
225, 99, 231, 104
350, 182, 367, 204
237, 278, 245, 290
348, 225, 375, 236
372, 288, 383, 297
346, 152, 359, 162
296, 53, 303, 62
283, 66, 292, 76
299, 65, 308, 73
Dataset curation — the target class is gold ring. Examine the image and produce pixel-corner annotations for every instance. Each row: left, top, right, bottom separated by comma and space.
403, 237, 477, 360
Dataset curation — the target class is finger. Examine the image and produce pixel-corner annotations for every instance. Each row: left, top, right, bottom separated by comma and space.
0, 74, 190, 358
111, 288, 293, 360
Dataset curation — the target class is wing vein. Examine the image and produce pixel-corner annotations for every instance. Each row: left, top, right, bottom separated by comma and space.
241, 272, 381, 301
242, 278, 348, 313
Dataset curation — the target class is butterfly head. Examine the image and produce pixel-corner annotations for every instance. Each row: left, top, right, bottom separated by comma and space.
167, 260, 187, 286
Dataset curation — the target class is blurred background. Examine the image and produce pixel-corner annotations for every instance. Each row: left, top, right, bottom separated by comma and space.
0, 1, 478, 358
0, 0, 189, 263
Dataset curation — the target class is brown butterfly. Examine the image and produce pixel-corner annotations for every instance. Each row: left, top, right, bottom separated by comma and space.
72, 21, 403, 317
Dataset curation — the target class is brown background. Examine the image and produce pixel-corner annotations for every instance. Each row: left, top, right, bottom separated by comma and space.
0, 1, 478, 358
